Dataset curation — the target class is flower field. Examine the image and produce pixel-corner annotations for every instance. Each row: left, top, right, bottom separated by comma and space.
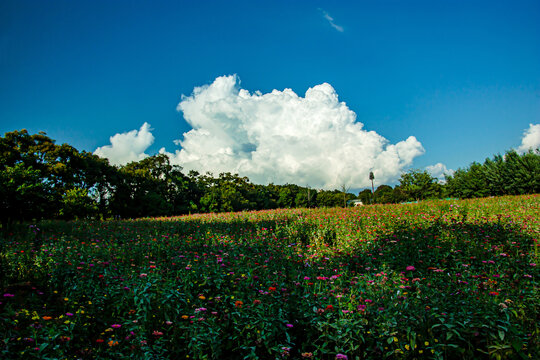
1, 195, 538, 359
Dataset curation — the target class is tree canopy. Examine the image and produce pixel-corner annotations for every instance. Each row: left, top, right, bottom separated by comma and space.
1, 129, 538, 228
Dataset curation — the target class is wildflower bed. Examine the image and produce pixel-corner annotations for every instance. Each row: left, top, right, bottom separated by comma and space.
0, 195, 538, 359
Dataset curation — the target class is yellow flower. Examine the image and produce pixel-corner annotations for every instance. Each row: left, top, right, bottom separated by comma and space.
425, 341, 429, 346
405, 345, 410, 351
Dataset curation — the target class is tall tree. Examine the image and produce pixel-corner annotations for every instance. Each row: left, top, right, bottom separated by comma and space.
369, 171, 375, 203
396, 169, 442, 201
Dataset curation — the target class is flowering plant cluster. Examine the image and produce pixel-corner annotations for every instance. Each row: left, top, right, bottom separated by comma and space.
0, 195, 538, 359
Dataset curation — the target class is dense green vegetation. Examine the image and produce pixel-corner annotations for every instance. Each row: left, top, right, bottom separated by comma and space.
1, 195, 538, 359
1, 130, 539, 229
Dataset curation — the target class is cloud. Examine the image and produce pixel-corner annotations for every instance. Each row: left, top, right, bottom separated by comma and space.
319, 8, 344, 32
425, 163, 454, 184
94, 122, 154, 165
517, 123, 540, 153
160, 75, 424, 190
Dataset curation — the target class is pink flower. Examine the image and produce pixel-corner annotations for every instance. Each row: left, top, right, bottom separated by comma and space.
336, 354, 348, 360
111, 324, 122, 329
406, 266, 416, 271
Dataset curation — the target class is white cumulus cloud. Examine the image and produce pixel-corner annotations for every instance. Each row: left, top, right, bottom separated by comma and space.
425, 163, 454, 184
161, 75, 425, 189
94, 122, 154, 166
517, 123, 540, 153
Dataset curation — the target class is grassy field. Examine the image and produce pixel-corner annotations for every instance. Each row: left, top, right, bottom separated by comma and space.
1, 195, 538, 359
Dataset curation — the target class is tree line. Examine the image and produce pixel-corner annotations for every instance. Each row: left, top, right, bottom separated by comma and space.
1, 130, 539, 228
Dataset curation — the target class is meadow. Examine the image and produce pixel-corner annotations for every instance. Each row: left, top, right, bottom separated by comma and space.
0, 195, 538, 359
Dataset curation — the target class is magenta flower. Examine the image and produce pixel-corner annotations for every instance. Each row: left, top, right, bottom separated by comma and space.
406, 266, 416, 271
336, 354, 348, 360
111, 324, 122, 329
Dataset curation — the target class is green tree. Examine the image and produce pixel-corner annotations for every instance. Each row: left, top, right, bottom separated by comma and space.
0, 163, 50, 230
374, 184, 394, 204
60, 187, 98, 220
357, 189, 372, 205
396, 169, 442, 201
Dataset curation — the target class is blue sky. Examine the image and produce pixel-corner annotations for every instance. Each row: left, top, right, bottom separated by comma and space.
2, 0, 539, 189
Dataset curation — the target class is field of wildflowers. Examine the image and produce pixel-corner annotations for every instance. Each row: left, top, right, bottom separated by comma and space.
1, 195, 538, 359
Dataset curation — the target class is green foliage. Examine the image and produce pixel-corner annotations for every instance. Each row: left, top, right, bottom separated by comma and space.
0, 163, 50, 227
60, 188, 98, 220
446, 149, 540, 199
374, 184, 393, 204
2, 129, 539, 226
395, 169, 442, 202
358, 189, 373, 205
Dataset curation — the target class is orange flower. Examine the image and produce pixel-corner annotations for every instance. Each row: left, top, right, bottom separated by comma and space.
108, 340, 119, 347
42, 316, 52, 320
181, 315, 189, 320
235, 300, 243, 308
